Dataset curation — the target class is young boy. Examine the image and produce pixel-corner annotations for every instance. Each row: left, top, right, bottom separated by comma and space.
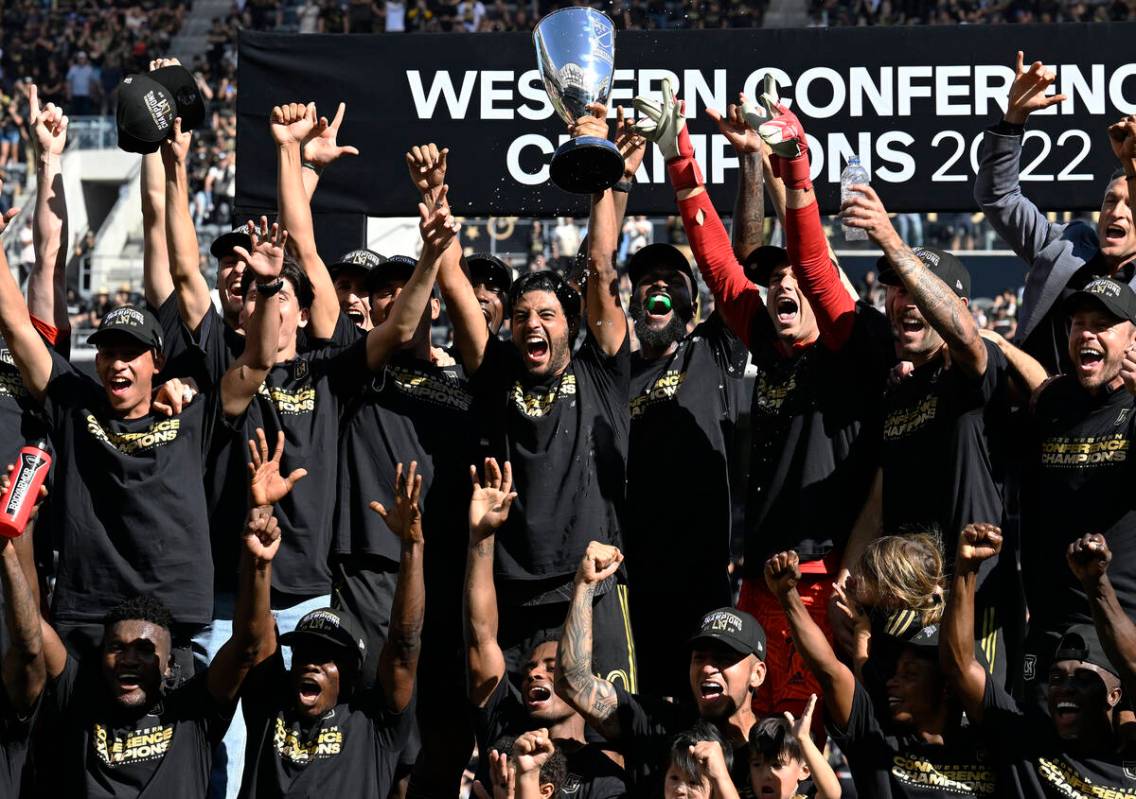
749, 695, 841, 799
664, 722, 740, 799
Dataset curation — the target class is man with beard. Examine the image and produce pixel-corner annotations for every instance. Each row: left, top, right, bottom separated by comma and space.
625, 241, 748, 698
445, 107, 634, 687
942, 524, 1135, 797
7, 430, 304, 797
465, 459, 628, 798
635, 77, 892, 726
975, 52, 1136, 374
1017, 277, 1136, 705
840, 185, 1021, 687
556, 542, 765, 798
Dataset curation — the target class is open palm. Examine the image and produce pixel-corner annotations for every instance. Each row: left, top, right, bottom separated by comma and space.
470, 458, 517, 540
247, 428, 307, 506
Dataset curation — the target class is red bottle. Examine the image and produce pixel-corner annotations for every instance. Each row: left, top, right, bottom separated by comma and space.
0, 440, 51, 538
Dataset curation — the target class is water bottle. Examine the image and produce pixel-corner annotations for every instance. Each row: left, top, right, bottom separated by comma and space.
841, 156, 870, 242
0, 440, 51, 538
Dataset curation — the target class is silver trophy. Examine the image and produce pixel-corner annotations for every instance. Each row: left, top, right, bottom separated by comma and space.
533, 8, 624, 193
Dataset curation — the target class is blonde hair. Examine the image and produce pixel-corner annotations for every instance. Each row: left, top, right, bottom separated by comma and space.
853, 533, 946, 626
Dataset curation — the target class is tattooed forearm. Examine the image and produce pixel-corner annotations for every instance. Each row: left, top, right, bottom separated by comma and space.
556, 584, 623, 737
885, 241, 980, 354
732, 151, 765, 262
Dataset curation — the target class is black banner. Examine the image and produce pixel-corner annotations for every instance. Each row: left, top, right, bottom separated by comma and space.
236, 24, 1136, 217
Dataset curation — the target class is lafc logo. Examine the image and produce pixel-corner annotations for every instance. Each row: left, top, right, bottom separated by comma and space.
1023, 654, 1037, 682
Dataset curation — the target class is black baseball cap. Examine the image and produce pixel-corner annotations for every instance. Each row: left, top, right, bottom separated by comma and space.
329, 248, 385, 279
88, 305, 164, 351
210, 226, 252, 259
688, 607, 766, 660
627, 243, 696, 288
878, 247, 971, 299
365, 254, 417, 293
875, 608, 941, 650
116, 65, 205, 154
279, 607, 367, 667
1065, 277, 1136, 324
1053, 624, 1119, 676
742, 245, 790, 288
467, 253, 513, 293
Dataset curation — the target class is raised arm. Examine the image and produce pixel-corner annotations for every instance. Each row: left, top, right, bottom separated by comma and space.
299, 101, 359, 202
611, 106, 646, 232
373, 462, 426, 714
706, 96, 764, 263
636, 80, 763, 346
843, 185, 986, 377
208, 429, 305, 704
161, 118, 214, 331
1068, 533, 1136, 690
140, 59, 179, 310
941, 523, 1003, 724
271, 102, 337, 341
765, 551, 855, 728
570, 103, 625, 356
465, 458, 517, 707
220, 219, 286, 418
405, 144, 487, 373
1, 539, 44, 714
789, 695, 842, 799
0, 192, 52, 401
554, 541, 624, 739
364, 188, 459, 372
141, 151, 173, 309
980, 328, 1048, 393
754, 81, 855, 350
26, 84, 70, 336
974, 52, 1067, 264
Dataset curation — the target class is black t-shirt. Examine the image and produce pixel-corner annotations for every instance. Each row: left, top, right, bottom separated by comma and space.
239, 651, 412, 799
474, 678, 629, 799
1022, 377, 1136, 640
470, 331, 630, 595
0, 334, 52, 468
881, 340, 1011, 589
980, 675, 1136, 799
50, 655, 231, 798
41, 350, 226, 625
609, 684, 754, 799
745, 303, 893, 573
829, 682, 995, 799
0, 689, 37, 798
627, 313, 747, 606
158, 299, 249, 595
240, 341, 358, 598
1019, 256, 1134, 377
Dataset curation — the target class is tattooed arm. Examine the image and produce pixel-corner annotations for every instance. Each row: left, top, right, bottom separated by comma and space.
555, 542, 624, 739
731, 150, 765, 263
842, 185, 987, 377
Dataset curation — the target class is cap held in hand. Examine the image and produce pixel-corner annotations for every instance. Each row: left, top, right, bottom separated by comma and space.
116, 65, 205, 154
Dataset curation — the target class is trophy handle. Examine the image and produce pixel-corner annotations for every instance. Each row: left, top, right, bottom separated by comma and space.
550, 136, 625, 194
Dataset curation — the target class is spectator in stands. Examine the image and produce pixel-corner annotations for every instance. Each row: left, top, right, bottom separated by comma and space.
65, 51, 100, 116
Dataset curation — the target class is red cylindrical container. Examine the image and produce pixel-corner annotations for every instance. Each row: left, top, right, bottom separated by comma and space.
0, 440, 51, 538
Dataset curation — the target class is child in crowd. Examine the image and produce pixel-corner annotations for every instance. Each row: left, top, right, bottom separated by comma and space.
749, 694, 841, 799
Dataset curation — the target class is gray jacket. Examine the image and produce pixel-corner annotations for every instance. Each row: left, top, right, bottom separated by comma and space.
974, 128, 1114, 351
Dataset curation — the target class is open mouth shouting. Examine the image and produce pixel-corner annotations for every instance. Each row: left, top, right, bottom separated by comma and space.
524, 334, 550, 368
296, 675, 323, 708
645, 292, 674, 321
896, 313, 926, 341
1076, 345, 1104, 375
774, 296, 799, 327
697, 679, 726, 704
525, 683, 553, 711
1103, 222, 1129, 247
346, 308, 367, 327
108, 375, 133, 397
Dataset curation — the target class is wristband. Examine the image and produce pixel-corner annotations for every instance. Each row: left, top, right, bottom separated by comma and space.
772, 154, 813, 191
255, 278, 285, 297
612, 178, 633, 193
666, 156, 704, 193
992, 118, 1026, 137
301, 161, 323, 176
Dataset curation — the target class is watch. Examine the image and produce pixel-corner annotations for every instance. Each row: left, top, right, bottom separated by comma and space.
255, 278, 285, 297
612, 178, 634, 193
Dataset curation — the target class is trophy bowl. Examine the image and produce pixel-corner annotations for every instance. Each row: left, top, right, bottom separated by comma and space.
533, 8, 625, 193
